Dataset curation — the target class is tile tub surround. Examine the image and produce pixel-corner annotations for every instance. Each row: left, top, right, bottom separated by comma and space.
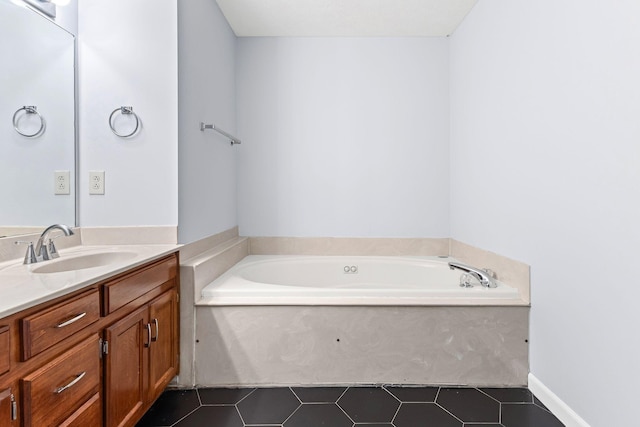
178, 232, 529, 387
194, 306, 529, 386
249, 236, 530, 303
137, 386, 563, 427
249, 236, 450, 257
450, 239, 530, 304
178, 230, 249, 387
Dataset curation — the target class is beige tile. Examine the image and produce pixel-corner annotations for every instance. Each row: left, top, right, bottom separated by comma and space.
192, 239, 249, 298
179, 227, 239, 261
249, 237, 449, 256
80, 226, 178, 245
177, 265, 196, 387
450, 239, 530, 304
178, 236, 248, 387
195, 305, 529, 387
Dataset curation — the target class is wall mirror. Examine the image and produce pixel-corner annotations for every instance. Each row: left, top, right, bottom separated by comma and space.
0, 0, 76, 238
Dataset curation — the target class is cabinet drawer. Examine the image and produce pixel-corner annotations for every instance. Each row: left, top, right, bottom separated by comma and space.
103, 255, 177, 314
59, 392, 101, 427
0, 326, 9, 375
22, 334, 101, 427
21, 289, 100, 360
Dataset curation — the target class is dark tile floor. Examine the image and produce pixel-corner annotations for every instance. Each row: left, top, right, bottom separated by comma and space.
137, 386, 564, 427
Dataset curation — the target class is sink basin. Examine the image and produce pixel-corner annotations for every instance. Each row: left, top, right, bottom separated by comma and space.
31, 252, 138, 274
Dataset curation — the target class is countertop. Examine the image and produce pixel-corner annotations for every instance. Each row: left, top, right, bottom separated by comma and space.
0, 244, 180, 318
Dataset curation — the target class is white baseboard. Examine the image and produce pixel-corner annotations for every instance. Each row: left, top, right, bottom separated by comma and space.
528, 373, 590, 427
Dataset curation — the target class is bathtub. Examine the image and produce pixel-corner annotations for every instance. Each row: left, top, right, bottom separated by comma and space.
199, 255, 521, 306
194, 255, 529, 386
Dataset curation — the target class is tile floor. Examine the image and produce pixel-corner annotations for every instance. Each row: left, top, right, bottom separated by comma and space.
137, 386, 565, 427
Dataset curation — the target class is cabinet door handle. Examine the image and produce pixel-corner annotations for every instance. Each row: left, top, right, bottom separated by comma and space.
145, 323, 152, 348
56, 312, 86, 328
54, 371, 86, 394
151, 318, 159, 342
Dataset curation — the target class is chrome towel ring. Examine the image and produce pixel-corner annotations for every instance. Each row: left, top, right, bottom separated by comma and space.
109, 106, 140, 138
13, 106, 45, 137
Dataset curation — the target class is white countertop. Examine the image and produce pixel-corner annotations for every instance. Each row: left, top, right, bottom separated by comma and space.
0, 244, 180, 318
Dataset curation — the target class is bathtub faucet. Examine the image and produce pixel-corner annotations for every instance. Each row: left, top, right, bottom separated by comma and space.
448, 261, 497, 288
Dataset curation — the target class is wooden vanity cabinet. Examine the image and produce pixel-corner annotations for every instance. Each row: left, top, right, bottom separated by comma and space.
102, 254, 179, 427
0, 251, 179, 427
104, 288, 178, 427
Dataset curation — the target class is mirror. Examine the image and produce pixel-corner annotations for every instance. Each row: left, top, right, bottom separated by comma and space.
0, 0, 76, 238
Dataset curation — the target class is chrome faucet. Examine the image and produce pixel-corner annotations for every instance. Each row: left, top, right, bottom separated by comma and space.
33, 224, 75, 262
448, 261, 497, 288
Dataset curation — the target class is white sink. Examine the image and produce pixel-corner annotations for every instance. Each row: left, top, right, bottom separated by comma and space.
31, 251, 138, 274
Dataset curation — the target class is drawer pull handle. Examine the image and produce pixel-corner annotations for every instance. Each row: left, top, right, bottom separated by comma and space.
54, 371, 86, 394
151, 318, 159, 342
145, 323, 152, 348
56, 312, 87, 328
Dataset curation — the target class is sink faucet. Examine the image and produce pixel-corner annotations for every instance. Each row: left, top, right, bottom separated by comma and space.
448, 261, 497, 288
33, 224, 75, 262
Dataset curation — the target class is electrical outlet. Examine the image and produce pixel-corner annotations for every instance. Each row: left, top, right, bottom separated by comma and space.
54, 170, 70, 195
89, 170, 105, 195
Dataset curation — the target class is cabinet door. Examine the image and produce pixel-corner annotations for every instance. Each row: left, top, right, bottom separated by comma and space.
104, 306, 149, 427
147, 289, 178, 402
0, 388, 13, 427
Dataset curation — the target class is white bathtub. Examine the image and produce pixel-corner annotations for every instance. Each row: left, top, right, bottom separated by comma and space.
199, 255, 521, 306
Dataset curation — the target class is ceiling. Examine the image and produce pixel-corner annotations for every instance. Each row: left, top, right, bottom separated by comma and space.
215, 0, 478, 37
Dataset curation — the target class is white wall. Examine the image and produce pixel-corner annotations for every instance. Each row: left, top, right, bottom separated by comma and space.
177, 0, 237, 244
450, 1, 640, 425
78, 0, 178, 227
237, 38, 450, 237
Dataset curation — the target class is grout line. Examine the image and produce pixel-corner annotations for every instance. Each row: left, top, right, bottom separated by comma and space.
382, 385, 402, 403
288, 386, 303, 404
280, 402, 302, 425
168, 405, 202, 427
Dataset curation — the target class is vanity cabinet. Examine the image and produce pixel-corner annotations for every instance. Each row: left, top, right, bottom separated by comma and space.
0, 252, 179, 427
104, 288, 178, 427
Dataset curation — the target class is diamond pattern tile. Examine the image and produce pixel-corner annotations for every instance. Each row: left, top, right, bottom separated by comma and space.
502, 403, 565, 427
174, 406, 243, 427
284, 403, 352, 427
394, 402, 461, 427
198, 388, 255, 405
137, 389, 200, 427
236, 388, 300, 424
137, 386, 565, 427
436, 387, 500, 423
385, 386, 438, 402
338, 387, 400, 423
291, 387, 347, 402
480, 387, 533, 403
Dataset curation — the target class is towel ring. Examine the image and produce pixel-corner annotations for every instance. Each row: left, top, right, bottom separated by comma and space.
13, 106, 45, 137
109, 106, 140, 138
